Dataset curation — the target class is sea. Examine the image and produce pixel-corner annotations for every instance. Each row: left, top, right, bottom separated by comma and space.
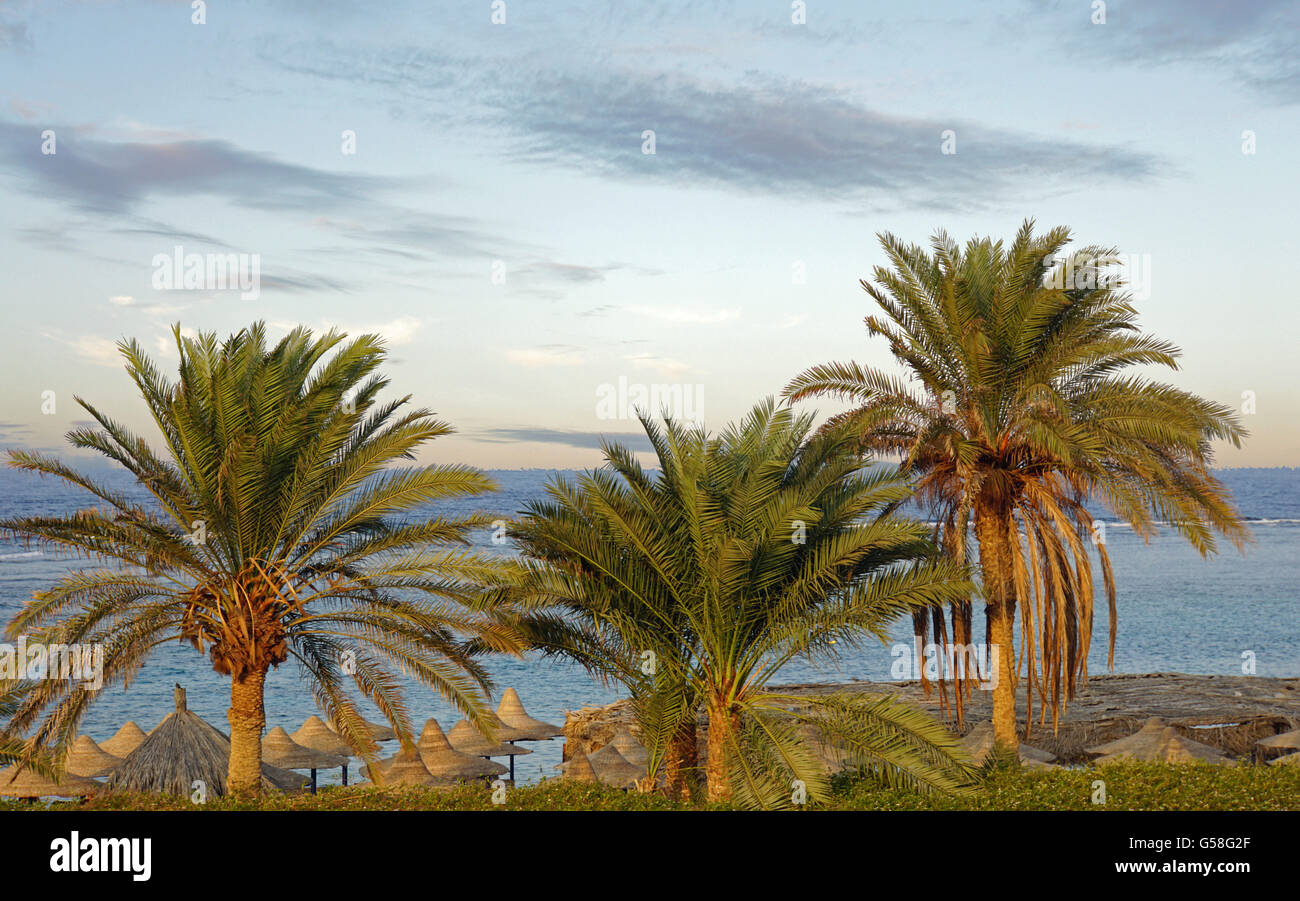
1, 466, 1297, 786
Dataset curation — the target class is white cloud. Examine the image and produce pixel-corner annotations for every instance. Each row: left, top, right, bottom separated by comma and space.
625, 305, 740, 324
268, 315, 426, 347
108, 295, 134, 306
506, 346, 585, 367
624, 352, 693, 376
778, 313, 808, 328
44, 333, 122, 368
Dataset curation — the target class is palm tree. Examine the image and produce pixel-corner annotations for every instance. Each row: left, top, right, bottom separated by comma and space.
508, 399, 975, 807
784, 221, 1249, 751
1, 323, 524, 794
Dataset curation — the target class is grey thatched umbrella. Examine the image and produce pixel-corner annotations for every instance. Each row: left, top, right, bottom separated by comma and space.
64, 735, 122, 779
449, 718, 532, 781
107, 684, 307, 797
495, 688, 562, 739
100, 722, 148, 758
415, 719, 505, 780
562, 746, 599, 783
263, 726, 346, 793
0, 765, 100, 801
1085, 717, 1166, 757
292, 716, 356, 785
609, 729, 649, 768
588, 744, 643, 789
1093, 725, 1231, 765
364, 747, 443, 787
327, 715, 396, 743
1257, 728, 1300, 753
961, 723, 1057, 768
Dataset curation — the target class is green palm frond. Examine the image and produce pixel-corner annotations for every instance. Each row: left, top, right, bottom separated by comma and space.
1, 322, 526, 778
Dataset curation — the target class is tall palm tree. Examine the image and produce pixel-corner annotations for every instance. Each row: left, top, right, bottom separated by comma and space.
509, 399, 975, 807
784, 221, 1249, 750
1, 323, 524, 794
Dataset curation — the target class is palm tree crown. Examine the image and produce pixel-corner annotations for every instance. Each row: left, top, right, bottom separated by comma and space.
785, 221, 1249, 743
510, 399, 974, 807
1, 323, 522, 792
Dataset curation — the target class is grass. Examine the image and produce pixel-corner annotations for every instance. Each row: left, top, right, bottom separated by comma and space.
3, 761, 1297, 811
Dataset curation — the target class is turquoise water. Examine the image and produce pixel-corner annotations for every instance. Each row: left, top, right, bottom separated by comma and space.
2, 466, 1297, 785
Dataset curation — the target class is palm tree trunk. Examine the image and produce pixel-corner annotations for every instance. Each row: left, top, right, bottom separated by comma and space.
974, 502, 1018, 752
227, 669, 267, 795
663, 721, 697, 800
704, 700, 739, 803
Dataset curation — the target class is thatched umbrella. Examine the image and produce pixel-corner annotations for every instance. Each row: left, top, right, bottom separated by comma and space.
292, 716, 357, 785
449, 719, 532, 782
64, 735, 122, 779
1085, 717, 1167, 757
961, 723, 1057, 768
416, 719, 505, 780
262, 726, 346, 794
100, 722, 148, 758
609, 729, 649, 768
0, 765, 100, 801
107, 684, 307, 797
327, 715, 396, 742
495, 687, 562, 739
1257, 728, 1300, 754
482, 712, 532, 744
364, 747, 444, 787
588, 744, 643, 789
1268, 751, 1300, 766
562, 746, 599, 783
1093, 725, 1231, 765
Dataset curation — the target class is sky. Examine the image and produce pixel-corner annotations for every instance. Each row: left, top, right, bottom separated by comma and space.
0, 0, 1297, 468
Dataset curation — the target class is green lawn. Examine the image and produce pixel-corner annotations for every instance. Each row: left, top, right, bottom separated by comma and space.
5, 761, 1297, 811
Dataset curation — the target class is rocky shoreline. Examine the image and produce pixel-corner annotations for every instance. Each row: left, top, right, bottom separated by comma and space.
562, 673, 1300, 764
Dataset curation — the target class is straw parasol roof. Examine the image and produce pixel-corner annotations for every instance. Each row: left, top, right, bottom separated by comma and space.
107, 684, 307, 796
495, 688, 563, 739
588, 743, 643, 789
1085, 717, 1166, 757
262, 727, 346, 771
415, 718, 505, 778
448, 719, 532, 757
64, 735, 122, 779
364, 747, 444, 787
961, 723, 1057, 767
1268, 751, 1300, 766
292, 716, 356, 757
609, 729, 649, 768
100, 722, 148, 758
562, 746, 599, 783
327, 715, 396, 742
482, 711, 532, 743
1257, 728, 1300, 751
0, 765, 100, 799
1093, 725, 1232, 765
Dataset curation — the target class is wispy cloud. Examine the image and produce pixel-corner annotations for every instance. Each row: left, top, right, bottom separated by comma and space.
626, 304, 740, 324
624, 352, 693, 377
473, 426, 654, 453
505, 345, 586, 367
266, 40, 1167, 206
0, 120, 394, 215
42, 332, 124, 368
1025, 0, 1300, 104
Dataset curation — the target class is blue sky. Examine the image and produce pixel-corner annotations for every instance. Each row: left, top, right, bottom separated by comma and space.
1, 0, 1297, 467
